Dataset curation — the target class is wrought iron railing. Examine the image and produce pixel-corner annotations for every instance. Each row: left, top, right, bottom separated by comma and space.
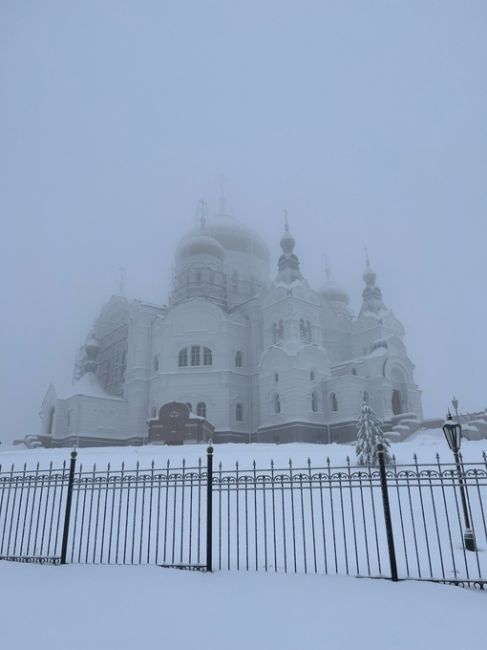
0, 446, 486, 587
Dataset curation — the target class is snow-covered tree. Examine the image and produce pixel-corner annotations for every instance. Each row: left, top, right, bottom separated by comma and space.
355, 401, 391, 466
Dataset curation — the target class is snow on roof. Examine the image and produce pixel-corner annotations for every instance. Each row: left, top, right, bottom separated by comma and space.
61, 372, 122, 401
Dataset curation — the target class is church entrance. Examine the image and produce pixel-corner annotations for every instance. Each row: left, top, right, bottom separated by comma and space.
392, 389, 403, 415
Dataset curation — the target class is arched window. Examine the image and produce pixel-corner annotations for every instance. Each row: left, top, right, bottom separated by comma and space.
311, 391, 319, 413
236, 403, 243, 422
363, 391, 369, 403
330, 392, 338, 412
274, 372, 279, 384
310, 370, 315, 381
153, 355, 159, 372
191, 345, 200, 366
274, 393, 281, 415
352, 367, 357, 376
235, 351, 243, 368
203, 347, 212, 366
178, 348, 188, 367
277, 320, 284, 340
272, 322, 278, 344
306, 320, 312, 342
197, 402, 207, 418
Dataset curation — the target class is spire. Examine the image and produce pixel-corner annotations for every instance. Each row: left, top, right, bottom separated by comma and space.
218, 174, 227, 215
280, 209, 296, 255
117, 267, 127, 297
276, 211, 303, 285
363, 247, 377, 287
198, 199, 208, 229
359, 251, 386, 316
324, 253, 332, 282
320, 253, 350, 306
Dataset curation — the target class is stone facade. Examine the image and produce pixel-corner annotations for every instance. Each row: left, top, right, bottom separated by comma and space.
40, 210, 423, 445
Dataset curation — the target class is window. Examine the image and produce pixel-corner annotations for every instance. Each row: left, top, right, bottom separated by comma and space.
197, 402, 207, 418
300, 319, 312, 343
231, 271, 238, 292
272, 322, 278, 344
274, 372, 279, 384
352, 367, 357, 376
180, 345, 213, 368
274, 393, 281, 415
178, 348, 188, 367
363, 391, 369, 403
277, 320, 284, 340
151, 406, 157, 418
196, 270, 202, 282
273, 321, 284, 343
236, 403, 243, 422
203, 347, 212, 366
311, 391, 319, 413
310, 370, 315, 381
153, 355, 159, 372
330, 392, 338, 412
191, 345, 201, 366
235, 351, 243, 368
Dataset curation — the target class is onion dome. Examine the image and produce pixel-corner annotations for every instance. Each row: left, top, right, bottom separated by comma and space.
178, 234, 225, 262
359, 254, 386, 316
80, 331, 99, 375
321, 280, 350, 304
363, 257, 377, 287
320, 256, 350, 305
275, 213, 304, 285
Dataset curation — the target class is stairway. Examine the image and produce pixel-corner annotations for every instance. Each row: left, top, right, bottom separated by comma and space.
385, 412, 421, 442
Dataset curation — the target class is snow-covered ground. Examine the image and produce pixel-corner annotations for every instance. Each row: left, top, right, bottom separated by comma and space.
1, 432, 486, 648
1, 428, 486, 470
0, 562, 485, 650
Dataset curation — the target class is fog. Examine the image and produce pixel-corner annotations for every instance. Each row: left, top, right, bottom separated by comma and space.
1, 1, 486, 442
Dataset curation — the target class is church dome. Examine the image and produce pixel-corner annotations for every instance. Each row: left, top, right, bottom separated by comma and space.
321, 280, 350, 304
178, 234, 225, 261
179, 214, 270, 264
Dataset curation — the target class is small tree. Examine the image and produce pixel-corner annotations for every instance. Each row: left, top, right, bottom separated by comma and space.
355, 401, 391, 466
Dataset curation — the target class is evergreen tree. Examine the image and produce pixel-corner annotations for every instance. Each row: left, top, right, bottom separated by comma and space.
355, 401, 391, 466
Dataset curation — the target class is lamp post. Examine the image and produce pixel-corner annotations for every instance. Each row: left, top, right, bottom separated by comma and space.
451, 395, 460, 424
442, 411, 476, 552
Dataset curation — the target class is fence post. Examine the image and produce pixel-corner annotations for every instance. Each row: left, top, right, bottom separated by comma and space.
377, 444, 398, 582
60, 450, 77, 565
206, 443, 213, 572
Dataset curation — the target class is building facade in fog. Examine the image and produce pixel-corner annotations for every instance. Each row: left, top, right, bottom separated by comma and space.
39, 209, 423, 445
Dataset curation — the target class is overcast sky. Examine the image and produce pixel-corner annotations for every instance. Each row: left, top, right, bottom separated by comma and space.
1, 1, 486, 441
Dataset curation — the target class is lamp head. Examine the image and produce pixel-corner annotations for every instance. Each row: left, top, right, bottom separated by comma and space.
442, 410, 462, 454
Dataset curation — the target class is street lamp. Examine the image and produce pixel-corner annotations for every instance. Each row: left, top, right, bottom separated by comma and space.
451, 395, 460, 423
442, 411, 476, 551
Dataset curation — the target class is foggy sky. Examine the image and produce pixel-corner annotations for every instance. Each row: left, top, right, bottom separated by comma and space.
1, 1, 486, 442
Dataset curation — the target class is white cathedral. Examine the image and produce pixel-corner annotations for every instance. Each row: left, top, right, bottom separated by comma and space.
38, 207, 423, 447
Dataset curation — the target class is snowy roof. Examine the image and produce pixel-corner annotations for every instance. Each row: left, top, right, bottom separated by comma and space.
61, 372, 122, 401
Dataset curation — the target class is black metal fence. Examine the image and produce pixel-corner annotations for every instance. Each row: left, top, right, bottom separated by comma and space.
1, 446, 486, 587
